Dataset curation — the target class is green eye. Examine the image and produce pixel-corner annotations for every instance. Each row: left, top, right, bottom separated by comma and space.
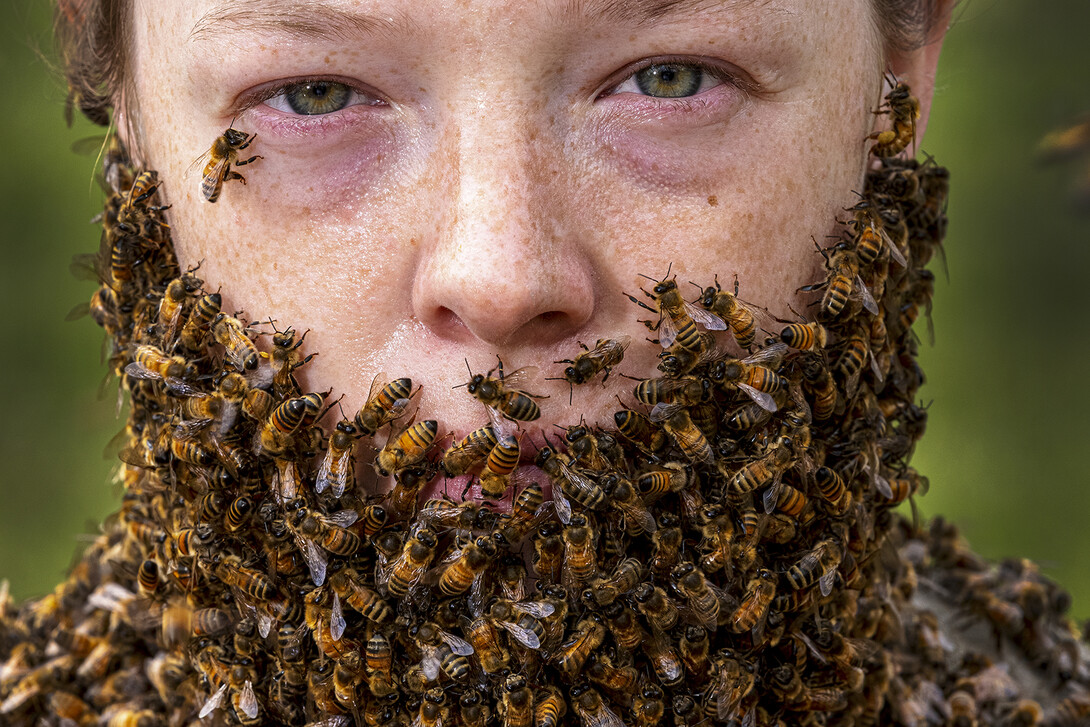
284, 81, 352, 115
634, 64, 704, 98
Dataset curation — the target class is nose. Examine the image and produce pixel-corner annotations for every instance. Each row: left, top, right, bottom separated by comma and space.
412, 102, 595, 347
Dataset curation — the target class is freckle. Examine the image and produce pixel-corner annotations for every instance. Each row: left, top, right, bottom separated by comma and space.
707, 195, 718, 206
419, 87, 427, 93
272, 261, 279, 271
409, 238, 418, 248
736, 188, 745, 195
324, 56, 331, 64
629, 34, 636, 41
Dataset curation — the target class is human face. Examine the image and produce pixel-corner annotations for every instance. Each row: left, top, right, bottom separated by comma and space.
127, 0, 887, 494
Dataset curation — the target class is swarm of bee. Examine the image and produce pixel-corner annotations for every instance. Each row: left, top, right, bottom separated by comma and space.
1, 83, 1088, 727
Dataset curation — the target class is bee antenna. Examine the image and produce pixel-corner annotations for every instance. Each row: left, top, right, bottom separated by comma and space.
687, 280, 704, 293
636, 272, 658, 283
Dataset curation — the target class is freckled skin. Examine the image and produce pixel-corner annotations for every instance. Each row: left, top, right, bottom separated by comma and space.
125, 0, 950, 490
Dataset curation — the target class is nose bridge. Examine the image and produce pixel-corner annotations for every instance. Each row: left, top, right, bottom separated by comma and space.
414, 73, 593, 346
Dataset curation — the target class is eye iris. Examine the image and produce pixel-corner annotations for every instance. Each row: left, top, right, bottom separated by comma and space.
635, 64, 703, 98
285, 82, 351, 115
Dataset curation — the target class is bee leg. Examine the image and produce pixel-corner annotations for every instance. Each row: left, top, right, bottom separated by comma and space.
235, 154, 264, 167
225, 170, 247, 185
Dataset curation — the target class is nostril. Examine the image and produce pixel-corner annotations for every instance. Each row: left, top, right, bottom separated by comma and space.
433, 306, 463, 331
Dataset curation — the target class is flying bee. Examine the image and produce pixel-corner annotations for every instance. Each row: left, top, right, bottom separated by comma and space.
671, 562, 723, 631
800, 239, 878, 318
462, 357, 546, 433
440, 425, 498, 477
374, 420, 439, 477
438, 536, 496, 598
384, 527, 438, 598
626, 268, 727, 350
697, 275, 762, 348
535, 446, 606, 524
552, 336, 630, 402
780, 321, 827, 351
487, 598, 555, 650
477, 435, 520, 500
355, 375, 414, 436
191, 126, 262, 202
125, 344, 199, 395
211, 313, 260, 372
868, 78, 920, 157
599, 473, 656, 535
499, 675, 534, 727
785, 538, 843, 596
316, 419, 361, 497
708, 342, 789, 412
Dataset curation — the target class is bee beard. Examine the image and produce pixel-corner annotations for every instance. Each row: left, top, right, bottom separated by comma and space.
20, 145, 956, 725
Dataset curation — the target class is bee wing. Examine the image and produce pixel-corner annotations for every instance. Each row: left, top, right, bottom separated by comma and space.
253, 607, 274, 638
552, 485, 573, 525
308, 718, 351, 727
420, 648, 441, 681
165, 377, 202, 397
880, 226, 908, 267
185, 146, 213, 178
854, 275, 879, 315
736, 383, 778, 413
656, 313, 679, 349
330, 592, 346, 641
273, 459, 299, 504
199, 683, 228, 719
617, 501, 657, 534
314, 448, 336, 494
761, 471, 784, 514
868, 349, 885, 384
327, 509, 359, 528
468, 571, 488, 617
684, 300, 730, 331
576, 701, 625, 727
173, 417, 212, 441
741, 342, 788, 368
240, 680, 259, 719
496, 619, 541, 650
649, 401, 684, 423
794, 631, 828, 664
873, 471, 894, 500
440, 630, 476, 656
512, 600, 555, 618
299, 537, 328, 587
487, 406, 518, 440
557, 460, 603, 509
123, 361, 160, 381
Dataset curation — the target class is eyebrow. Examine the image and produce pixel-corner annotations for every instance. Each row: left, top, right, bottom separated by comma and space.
189, 1, 417, 43
190, 0, 767, 43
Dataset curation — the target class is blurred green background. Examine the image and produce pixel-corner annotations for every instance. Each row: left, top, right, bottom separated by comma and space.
2, 1, 1089, 619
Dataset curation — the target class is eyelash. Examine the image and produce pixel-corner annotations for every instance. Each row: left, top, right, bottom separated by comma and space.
603, 58, 739, 100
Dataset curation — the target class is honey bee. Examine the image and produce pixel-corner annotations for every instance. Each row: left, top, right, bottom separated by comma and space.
587, 651, 640, 699
493, 481, 547, 546
801, 240, 878, 319
478, 435, 520, 500
193, 127, 262, 202
632, 683, 666, 727
415, 687, 450, 727
460, 689, 493, 727
534, 686, 567, 727
125, 344, 199, 394
332, 649, 364, 712
462, 615, 509, 673
647, 512, 684, 580
654, 405, 715, 465
532, 522, 565, 584
633, 582, 679, 632
636, 462, 692, 504
553, 336, 630, 401
633, 374, 711, 409
438, 536, 496, 597
411, 621, 475, 681
596, 474, 656, 536
571, 683, 625, 727
785, 538, 843, 596
375, 420, 439, 478
780, 321, 828, 351
463, 357, 546, 431
385, 527, 438, 598
726, 434, 796, 500
627, 269, 727, 350
708, 342, 789, 412
868, 78, 920, 157
814, 465, 852, 515
679, 625, 711, 685
441, 425, 498, 477
798, 626, 876, 689
800, 352, 837, 420
562, 514, 599, 588
213, 554, 277, 602
365, 631, 396, 698
355, 375, 414, 436
328, 566, 392, 623
265, 324, 315, 396
884, 469, 929, 505
179, 292, 222, 352
851, 201, 908, 267
698, 275, 762, 348
316, 419, 361, 497
535, 446, 606, 524
554, 615, 606, 676
157, 276, 199, 346
499, 674, 534, 727
488, 598, 554, 650
672, 563, 723, 631
613, 407, 668, 455
211, 313, 261, 372
290, 502, 361, 557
